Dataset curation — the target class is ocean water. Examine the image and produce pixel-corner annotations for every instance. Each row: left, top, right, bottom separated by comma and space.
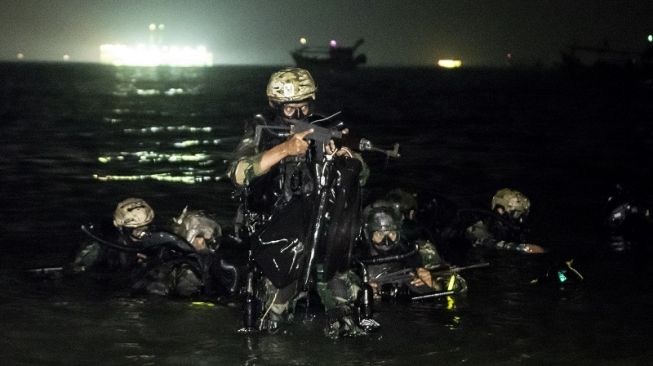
1, 62, 652, 365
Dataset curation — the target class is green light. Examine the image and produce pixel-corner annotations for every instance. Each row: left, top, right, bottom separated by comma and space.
649, 34, 653, 43
557, 270, 568, 283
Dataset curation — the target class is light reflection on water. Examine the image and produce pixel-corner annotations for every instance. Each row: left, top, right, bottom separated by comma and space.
90, 66, 235, 185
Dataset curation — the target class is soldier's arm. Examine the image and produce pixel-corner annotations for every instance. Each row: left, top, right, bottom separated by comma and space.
228, 129, 313, 186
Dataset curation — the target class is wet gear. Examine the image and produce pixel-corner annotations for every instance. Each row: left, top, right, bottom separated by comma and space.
79, 223, 238, 297
231, 118, 366, 335
463, 209, 529, 252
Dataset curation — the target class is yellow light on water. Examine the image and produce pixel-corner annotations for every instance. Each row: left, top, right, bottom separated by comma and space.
437, 59, 462, 68
16, 53, 24, 60
63, 54, 70, 61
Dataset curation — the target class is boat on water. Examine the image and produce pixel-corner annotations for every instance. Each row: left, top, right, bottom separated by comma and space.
560, 41, 653, 83
291, 38, 367, 71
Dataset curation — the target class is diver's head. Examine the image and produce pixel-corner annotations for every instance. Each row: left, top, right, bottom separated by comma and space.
363, 205, 402, 255
172, 207, 221, 252
266, 67, 316, 120
491, 188, 531, 224
383, 188, 418, 222
113, 198, 154, 241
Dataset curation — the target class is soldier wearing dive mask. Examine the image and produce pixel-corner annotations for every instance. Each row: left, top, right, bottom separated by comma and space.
72, 198, 155, 278
359, 204, 467, 299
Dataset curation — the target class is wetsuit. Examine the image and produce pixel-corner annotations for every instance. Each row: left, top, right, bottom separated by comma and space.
71, 235, 147, 287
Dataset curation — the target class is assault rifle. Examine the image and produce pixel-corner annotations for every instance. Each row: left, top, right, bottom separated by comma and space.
253, 113, 401, 161
372, 262, 490, 289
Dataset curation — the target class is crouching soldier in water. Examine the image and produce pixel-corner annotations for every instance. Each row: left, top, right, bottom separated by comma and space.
74, 198, 237, 298
72, 198, 156, 286
229, 68, 368, 337
463, 188, 545, 254
132, 207, 238, 298
358, 205, 467, 301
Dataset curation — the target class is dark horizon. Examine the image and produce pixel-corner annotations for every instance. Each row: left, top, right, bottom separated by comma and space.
1, 0, 651, 67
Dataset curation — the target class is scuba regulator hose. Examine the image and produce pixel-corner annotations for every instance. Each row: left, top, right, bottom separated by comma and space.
358, 243, 419, 265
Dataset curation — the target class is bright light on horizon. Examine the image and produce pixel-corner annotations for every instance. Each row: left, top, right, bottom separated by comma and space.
99, 44, 213, 67
437, 59, 462, 68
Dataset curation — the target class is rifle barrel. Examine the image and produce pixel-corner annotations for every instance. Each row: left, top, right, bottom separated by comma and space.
411, 290, 456, 301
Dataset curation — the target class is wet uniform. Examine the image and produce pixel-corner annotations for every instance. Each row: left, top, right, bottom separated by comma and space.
72, 231, 206, 297
229, 110, 368, 334
465, 217, 533, 253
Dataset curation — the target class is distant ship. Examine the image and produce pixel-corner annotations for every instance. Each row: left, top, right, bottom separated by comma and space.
560, 41, 653, 83
291, 38, 367, 71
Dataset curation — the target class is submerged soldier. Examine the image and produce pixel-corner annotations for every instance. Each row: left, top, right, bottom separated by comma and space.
74, 198, 236, 298
463, 188, 545, 254
72, 197, 155, 277
132, 207, 238, 298
358, 204, 467, 300
229, 68, 368, 337
604, 184, 653, 255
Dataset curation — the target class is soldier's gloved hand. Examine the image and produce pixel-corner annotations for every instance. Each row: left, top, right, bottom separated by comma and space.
324, 305, 366, 339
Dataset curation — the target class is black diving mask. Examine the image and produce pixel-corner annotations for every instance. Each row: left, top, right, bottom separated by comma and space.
371, 230, 399, 253
273, 101, 313, 120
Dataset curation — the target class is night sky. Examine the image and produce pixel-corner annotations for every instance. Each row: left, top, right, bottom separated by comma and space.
1, 0, 651, 66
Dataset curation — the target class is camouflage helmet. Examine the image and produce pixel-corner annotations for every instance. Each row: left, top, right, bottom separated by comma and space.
491, 188, 531, 218
172, 207, 221, 245
113, 198, 154, 228
266, 67, 317, 103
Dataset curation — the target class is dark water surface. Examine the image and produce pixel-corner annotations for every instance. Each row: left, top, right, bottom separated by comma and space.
1, 63, 652, 365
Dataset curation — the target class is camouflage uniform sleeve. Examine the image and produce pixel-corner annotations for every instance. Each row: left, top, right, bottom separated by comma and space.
417, 240, 443, 270
227, 119, 268, 186
464, 220, 524, 252
352, 151, 370, 187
